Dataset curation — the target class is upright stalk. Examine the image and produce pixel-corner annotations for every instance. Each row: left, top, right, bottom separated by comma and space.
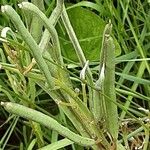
61, 5, 94, 110
39, 0, 64, 52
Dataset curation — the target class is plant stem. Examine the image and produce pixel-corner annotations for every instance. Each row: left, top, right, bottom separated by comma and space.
143, 124, 150, 150
39, 0, 64, 52
61, 5, 94, 110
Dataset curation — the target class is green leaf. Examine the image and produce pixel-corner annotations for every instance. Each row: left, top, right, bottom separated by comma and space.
38, 138, 74, 150
116, 72, 150, 85
67, 1, 105, 15
57, 7, 121, 62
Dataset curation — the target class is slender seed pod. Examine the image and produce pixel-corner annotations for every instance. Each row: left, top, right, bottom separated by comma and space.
93, 22, 112, 125
18, 2, 62, 65
1, 102, 96, 146
103, 31, 118, 140
93, 21, 118, 140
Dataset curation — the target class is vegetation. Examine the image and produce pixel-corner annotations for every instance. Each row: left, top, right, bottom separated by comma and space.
0, 0, 149, 150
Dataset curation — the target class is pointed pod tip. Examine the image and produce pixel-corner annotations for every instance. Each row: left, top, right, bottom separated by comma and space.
1, 101, 10, 106
1, 101, 5, 106
1, 6, 6, 13
1, 5, 9, 13
18, 2, 29, 9
18, 3, 23, 8
1, 27, 11, 38
1, 102, 10, 108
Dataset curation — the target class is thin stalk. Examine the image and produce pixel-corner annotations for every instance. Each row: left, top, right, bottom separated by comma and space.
115, 82, 150, 102
116, 88, 148, 101
1, 116, 19, 149
143, 124, 150, 150
61, 5, 94, 110
39, 0, 64, 52
61, 5, 86, 66
116, 61, 135, 89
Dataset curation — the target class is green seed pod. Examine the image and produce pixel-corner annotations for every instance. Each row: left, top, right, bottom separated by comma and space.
1, 102, 96, 146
